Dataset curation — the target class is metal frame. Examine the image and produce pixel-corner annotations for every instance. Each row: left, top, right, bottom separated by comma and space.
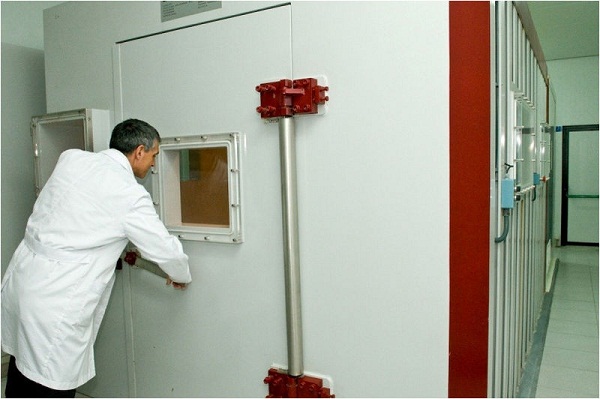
153, 132, 244, 244
31, 109, 96, 195
560, 124, 600, 246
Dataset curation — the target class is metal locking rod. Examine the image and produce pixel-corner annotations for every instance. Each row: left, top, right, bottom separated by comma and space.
278, 116, 304, 377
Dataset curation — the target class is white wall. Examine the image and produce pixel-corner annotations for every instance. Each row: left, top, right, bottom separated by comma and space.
44, 1, 449, 396
0, 1, 63, 275
547, 56, 599, 243
1, 1, 63, 50
547, 56, 599, 126
0, 44, 43, 274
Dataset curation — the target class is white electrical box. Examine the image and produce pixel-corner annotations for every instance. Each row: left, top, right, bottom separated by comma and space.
31, 108, 110, 195
152, 133, 243, 243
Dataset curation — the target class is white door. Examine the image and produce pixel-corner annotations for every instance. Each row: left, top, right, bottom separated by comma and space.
563, 126, 599, 244
115, 6, 292, 397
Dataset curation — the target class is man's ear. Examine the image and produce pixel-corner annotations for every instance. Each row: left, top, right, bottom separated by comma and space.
133, 144, 145, 160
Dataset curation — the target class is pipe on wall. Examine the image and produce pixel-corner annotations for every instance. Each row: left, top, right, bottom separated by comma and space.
278, 116, 304, 377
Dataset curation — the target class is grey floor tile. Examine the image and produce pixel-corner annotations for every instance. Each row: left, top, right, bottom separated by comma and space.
550, 307, 598, 324
536, 385, 597, 398
553, 288, 596, 302
541, 346, 599, 372
545, 331, 599, 352
547, 318, 598, 337
535, 246, 599, 399
552, 298, 597, 313
537, 363, 599, 397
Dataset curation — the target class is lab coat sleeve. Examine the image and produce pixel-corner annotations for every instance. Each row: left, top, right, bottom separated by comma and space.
124, 191, 192, 284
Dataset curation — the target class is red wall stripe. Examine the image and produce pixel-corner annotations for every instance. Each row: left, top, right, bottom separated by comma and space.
449, 2, 491, 397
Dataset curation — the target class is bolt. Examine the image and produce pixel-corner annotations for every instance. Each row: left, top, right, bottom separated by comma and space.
256, 84, 276, 92
257, 106, 276, 114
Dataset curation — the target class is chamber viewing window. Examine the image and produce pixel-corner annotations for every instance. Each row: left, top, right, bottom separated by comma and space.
153, 133, 243, 243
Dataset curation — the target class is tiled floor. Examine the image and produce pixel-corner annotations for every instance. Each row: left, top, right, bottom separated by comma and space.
536, 245, 599, 398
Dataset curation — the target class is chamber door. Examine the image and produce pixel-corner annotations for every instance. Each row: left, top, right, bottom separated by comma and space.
114, 6, 292, 397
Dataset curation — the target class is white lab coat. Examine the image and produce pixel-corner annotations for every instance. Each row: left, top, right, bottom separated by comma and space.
1, 148, 192, 390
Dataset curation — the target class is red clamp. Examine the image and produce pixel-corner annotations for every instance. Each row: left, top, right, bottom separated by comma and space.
264, 368, 334, 398
256, 78, 329, 119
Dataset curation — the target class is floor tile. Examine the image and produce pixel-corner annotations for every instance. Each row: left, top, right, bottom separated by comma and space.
545, 331, 599, 353
557, 267, 593, 276
554, 276, 595, 289
551, 298, 597, 313
535, 246, 599, 399
541, 347, 599, 372
536, 384, 597, 398
555, 276, 594, 286
537, 363, 599, 397
547, 318, 598, 337
553, 288, 595, 302
549, 307, 598, 324
554, 247, 599, 265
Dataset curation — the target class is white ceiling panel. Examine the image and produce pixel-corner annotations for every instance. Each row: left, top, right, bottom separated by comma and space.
528, 1, 599, 61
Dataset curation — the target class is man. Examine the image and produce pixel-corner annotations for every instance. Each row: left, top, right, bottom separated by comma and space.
1, 119, 192, 397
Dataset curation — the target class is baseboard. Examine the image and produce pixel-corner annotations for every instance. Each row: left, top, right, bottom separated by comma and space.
516, 260, 559, 398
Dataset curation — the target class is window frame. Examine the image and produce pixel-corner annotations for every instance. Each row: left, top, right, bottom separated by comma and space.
152, 132, 243, 243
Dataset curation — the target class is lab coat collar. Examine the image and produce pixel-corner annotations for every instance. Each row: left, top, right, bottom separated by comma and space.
101, 149, 134, 176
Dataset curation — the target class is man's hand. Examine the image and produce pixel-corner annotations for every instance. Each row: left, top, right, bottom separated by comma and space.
166, 277, 188, 290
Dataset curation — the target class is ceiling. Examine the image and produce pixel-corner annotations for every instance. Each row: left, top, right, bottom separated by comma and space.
528, 1, 599, 61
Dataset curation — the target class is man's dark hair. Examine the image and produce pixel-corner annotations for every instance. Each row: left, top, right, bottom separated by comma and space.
109, 119, 161, 154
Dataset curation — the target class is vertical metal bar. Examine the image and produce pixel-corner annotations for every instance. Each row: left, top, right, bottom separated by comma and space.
489, 2, 501, 396
278, 116, 304, 377
492, 3, 507, 395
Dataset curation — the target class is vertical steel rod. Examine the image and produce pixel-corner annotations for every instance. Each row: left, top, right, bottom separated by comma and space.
278, 116, 304, 377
